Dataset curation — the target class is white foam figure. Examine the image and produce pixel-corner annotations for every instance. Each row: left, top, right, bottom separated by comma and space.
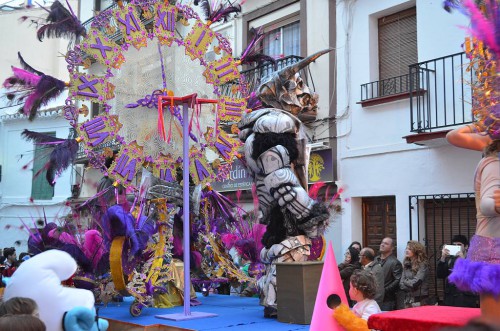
4, 250, 97, 331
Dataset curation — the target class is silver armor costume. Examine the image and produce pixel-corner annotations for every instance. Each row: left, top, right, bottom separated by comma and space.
238, 49, 332, 316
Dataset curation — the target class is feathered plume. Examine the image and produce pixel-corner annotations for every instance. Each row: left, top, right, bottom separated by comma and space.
309, 181, 326, 200
443, 0, 463, 13
461, 0, 500, 57
239, 27, 277, 68
3, 53, 67, 120
21, 129, 79, 186
36, 0, 86, 41
46, 138, 79, 185
198, 0, 241, 24
83, 230, 107, 271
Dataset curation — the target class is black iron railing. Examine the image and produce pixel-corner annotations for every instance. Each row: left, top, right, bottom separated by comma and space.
410, 52, 473, 132
360, 73, 418, 102
75, 138, 120, 162
220, 55, 308, 97
408, 193, 476, 304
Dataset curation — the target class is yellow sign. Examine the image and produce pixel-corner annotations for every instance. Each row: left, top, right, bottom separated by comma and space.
308, 153, 325, 182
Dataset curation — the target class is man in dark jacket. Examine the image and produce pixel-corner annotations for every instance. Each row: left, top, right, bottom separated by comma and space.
437, 235, 479, 307
360, 247, 385, 307
374, 237, 402, 311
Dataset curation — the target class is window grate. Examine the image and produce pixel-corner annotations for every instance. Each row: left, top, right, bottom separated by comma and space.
408, 193, 476, 304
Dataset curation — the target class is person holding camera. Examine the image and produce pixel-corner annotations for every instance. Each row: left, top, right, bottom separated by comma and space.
437, 235, 479, 307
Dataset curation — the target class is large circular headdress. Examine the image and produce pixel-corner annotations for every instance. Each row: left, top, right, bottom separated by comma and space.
64, 0, 247, 189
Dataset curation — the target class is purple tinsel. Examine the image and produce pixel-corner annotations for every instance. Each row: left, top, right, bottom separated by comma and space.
448, 258, 500, 297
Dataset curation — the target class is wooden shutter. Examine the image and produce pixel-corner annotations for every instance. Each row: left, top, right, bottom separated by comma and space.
31, 132, 55, 200
378, 7, 417, 80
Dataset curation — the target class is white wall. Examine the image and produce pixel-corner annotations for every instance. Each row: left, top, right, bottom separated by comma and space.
336, 0, 477, 258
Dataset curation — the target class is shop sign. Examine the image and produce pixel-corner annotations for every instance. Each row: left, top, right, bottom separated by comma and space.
212, 149, 334, 192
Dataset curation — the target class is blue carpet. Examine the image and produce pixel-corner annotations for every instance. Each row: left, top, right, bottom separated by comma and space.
98, 294, 310, 330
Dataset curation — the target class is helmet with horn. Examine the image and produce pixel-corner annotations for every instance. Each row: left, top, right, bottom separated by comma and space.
258, 48, 333, 122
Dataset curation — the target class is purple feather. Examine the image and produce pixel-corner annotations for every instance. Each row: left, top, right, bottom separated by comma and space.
24, 74, 66, 121
210, 4, 241, 23
240, 27, 277, 68
3, 53, 66, 121
462, 0, 500, 56
46, 138, 79, 186
3, 67, 41, 88
21, 129, 77, 186
247, 92, 263, 110
234, 239, 257, 262
100, 205, 150, 257
449, 258, 500, 296
198, 0, 241, 23
101, 205, 135, 240
36, 0, 86, 41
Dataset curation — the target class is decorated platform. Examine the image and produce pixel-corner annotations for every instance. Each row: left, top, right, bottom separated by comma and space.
367, 306, 481, 331
99, 294, 309, 331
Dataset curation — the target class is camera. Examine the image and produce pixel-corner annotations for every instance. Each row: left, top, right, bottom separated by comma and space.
444, 244, 461, 256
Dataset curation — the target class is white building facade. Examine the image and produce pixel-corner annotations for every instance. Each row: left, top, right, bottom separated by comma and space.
336, 0, 479, 302
0, 3, 77, 252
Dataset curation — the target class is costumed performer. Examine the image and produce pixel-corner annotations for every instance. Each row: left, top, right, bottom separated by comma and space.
238, 49, 333, 317
444, 1, 500, 325
447, 124, 500, 326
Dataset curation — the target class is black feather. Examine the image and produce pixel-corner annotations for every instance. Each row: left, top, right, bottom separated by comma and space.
243, 54, 277, 68
199, 0, 212, 21
21, 129, 66, 144
94, 252, 110, 276
37, 0, 86, 42
18, 52, 45, 76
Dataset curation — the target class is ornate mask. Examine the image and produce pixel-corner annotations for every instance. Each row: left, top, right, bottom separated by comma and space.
258, 49, 332, 122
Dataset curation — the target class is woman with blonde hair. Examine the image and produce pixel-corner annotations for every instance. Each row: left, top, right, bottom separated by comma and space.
400, 240, 429, 308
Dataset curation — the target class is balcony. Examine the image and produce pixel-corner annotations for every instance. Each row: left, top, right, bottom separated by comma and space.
360, 72, 425, 107
360, 53, 472, 135
409, 52, 473, 133
403, 52, 473, 145
219, 55, 307, 97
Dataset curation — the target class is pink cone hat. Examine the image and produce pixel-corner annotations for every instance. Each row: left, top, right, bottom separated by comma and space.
310, 243, 348, 331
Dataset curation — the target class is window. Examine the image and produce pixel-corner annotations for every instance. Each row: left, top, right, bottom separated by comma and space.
262, 20, 300, 59
378, 7, 417, 80
31, 132, 55, 200
94, 0, 113, 11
